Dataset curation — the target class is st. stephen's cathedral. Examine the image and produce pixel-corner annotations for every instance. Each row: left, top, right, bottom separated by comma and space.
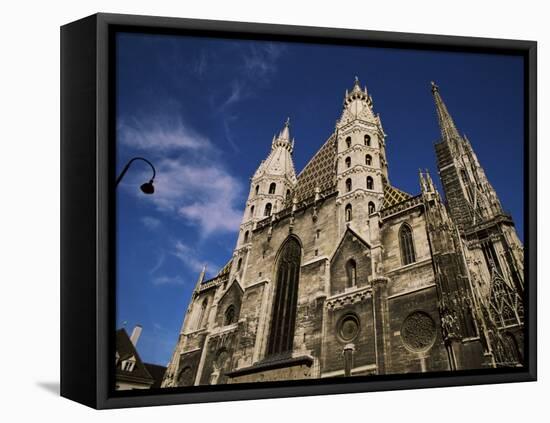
162, 78, 525, 387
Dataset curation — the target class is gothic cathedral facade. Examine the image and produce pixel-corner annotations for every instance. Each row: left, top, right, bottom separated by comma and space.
162, 78, 525, 387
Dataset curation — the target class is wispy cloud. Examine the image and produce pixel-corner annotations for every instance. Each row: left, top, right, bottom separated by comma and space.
118, 117, 245, 236
137, 158, 244, 235
216, 42, 286, 152
172, 240, 218, 277
242, 42, 285, 80
149, 250, 165, 274
118, 116, 212, 152
152, 275, 186, 286
193, 50, 208, 80
221, 80, 244, 110
141, 216, 162, 230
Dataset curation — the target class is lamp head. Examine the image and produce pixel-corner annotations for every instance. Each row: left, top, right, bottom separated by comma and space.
140, 180, 155, 195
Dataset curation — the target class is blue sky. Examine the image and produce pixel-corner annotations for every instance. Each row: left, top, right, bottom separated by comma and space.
115, 32, 524, 366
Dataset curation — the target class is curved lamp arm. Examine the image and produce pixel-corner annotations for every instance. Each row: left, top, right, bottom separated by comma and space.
115, 157, 157, 194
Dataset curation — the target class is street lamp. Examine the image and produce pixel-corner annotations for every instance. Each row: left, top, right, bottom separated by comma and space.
115, 157, 156, 194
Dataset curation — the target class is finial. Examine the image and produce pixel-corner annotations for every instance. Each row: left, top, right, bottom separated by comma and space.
195, 264, 207, 290
431, 81, 439, 93
285, 116, 290, 127
354, 75, 359, 84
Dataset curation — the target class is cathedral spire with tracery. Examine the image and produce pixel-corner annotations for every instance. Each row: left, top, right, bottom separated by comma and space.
431, 81, 461, 142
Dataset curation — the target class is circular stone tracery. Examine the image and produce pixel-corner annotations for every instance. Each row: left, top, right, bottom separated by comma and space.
338, 314, 360, 342
401, 311, 437, 352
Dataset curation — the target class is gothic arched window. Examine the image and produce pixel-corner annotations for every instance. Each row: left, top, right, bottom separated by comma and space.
264, 203, 272, 217
368, 201, 376, 214
365, 154, 372, 166
237, 257, 242, 271
345, 204, 352, 222
346, 259, 357, 288
364, 134, 371, 146
345, 178, 352, 192
267, 237, 301, 355
255, 185, 259, 195
224, 305, 236, 326
345, 156, 351, 168
250, 205, 255, 217
345, 136, 352, 149
269, 182, 276, 194
197, 298, 208, 329
243, 231, 249, 243
399, 223, 416, 265
177, 366, 193, 386
366, 176, 374, 190
286, 189, 291, 198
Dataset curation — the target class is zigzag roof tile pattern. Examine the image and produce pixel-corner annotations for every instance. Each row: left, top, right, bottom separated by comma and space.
288, 135, 337, 205
382, 183, 413, 209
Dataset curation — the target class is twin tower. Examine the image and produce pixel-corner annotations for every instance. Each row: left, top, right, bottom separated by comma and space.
237, 77, 388, 252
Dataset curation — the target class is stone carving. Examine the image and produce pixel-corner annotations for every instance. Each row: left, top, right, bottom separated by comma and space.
338, 314, 360, 342
326, 287, 372, 310
401, 311, 437, 352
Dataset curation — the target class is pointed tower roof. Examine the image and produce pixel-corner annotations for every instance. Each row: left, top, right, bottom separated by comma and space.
431, 81, 461, 142
338, 76, 375, 125
271, 117, 293, 152
253, 118, 297, 181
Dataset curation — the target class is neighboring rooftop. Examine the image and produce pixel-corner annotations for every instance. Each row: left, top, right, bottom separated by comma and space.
115, 329, 154, 386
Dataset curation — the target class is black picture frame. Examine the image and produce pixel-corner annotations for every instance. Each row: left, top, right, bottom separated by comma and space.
60, 12, 537, 409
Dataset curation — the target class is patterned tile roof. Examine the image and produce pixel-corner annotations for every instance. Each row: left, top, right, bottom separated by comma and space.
200, 258, 233, 287
216, 258, 233, 277
288, 135, 337, 204
382, 183, 412, 209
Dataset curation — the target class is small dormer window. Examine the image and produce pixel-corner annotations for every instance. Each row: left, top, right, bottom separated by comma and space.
121, 357, 136, 372
269, 183, 276, 194
345, 136, 352, 149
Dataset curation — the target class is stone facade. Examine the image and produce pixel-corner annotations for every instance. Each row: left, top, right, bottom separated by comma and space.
161, 78, 525, 388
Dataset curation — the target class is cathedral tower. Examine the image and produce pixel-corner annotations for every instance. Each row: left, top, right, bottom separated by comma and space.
335, 77, 387, 240
231, 118, 297, 281
432, 81, 505, 230
431, 82, 524, 366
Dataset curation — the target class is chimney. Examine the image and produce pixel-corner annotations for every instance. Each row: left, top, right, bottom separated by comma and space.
130, 325, 142, 346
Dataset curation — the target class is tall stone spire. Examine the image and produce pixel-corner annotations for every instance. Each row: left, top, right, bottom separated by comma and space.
432, 81, 507, 230
431, 81, 461, 142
